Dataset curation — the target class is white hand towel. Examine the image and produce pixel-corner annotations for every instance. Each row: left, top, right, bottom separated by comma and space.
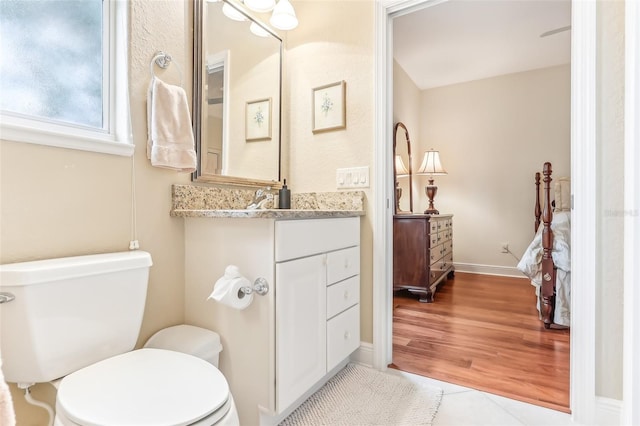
147, 77, 197, 172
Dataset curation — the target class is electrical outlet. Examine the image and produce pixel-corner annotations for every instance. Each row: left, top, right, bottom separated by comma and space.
501, 242, 509, 253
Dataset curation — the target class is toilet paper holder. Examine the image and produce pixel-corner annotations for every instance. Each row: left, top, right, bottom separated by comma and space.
240, 277, 269, 296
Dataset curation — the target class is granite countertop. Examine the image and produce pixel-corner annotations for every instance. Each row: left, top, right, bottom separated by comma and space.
170, 185, 366, 219
170, 209, 365, 219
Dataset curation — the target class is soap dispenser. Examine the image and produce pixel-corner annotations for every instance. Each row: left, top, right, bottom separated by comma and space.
278, 179, 291, 209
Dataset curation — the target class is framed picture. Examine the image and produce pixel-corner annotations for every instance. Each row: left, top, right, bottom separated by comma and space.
312, 80, 346, 134
245, 98, 272, 141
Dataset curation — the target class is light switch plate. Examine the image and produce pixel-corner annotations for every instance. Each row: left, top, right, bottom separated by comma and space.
336, 166, 369, 189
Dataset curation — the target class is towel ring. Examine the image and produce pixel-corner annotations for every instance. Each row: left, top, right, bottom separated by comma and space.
150, 51, 184, 87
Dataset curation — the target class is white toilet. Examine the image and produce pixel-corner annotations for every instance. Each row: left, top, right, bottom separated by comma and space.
0, 251, 239, 426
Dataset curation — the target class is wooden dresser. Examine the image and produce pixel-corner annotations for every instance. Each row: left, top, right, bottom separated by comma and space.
393, 214, 454, 302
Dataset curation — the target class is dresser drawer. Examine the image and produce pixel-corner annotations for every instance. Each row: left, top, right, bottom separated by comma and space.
327, 304, 360, 371
326, 246, 360, 285
430, 244, 445, 265
327, 275, 359, 319
441, 252, 453, 270
429, 221, 438, 234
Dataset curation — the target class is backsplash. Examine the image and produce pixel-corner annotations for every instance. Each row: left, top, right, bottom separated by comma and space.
171, 184, 365, 211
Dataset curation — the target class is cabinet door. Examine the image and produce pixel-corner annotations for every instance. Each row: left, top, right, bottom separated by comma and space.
275, 254, 327, 412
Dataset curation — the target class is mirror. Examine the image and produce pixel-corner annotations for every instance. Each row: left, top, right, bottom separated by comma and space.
393, 122, 413, 214
192, 0, 282, 187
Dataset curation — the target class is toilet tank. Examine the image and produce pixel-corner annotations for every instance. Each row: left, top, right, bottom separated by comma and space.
0, 251, 152, 385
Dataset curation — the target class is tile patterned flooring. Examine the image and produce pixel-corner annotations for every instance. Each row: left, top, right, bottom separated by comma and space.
387, 368, 575, 426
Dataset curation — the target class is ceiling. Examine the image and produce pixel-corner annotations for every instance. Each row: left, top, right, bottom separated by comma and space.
393, 0, 571, 90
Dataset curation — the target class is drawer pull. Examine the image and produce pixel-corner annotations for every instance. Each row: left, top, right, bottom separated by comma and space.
344, 331, 351, 340
344, 290, 349, 299
344, 258, 350, 269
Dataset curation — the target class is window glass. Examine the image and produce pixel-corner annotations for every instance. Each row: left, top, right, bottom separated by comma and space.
0, 0, 104, 130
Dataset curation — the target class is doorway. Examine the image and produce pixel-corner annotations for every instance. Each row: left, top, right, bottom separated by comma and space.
388, 0, 571, 411
372, 0, 599, 423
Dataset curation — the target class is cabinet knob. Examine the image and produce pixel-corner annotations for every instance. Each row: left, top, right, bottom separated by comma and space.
344, 331, 350, 340
344, 258, 350, 269
344, 290, 349, 299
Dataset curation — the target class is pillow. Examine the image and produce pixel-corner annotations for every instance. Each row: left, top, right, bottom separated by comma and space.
554, 177, 571, 212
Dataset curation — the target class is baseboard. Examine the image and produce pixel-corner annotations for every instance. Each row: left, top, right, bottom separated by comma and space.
595, 397, 622, 426
453, 262, 523, 278
351, 341, 374, 368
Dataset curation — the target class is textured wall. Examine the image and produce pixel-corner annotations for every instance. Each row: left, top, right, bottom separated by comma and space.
286, 0, 375, 343
2, 1, 190, 422
596, 0, 625, 400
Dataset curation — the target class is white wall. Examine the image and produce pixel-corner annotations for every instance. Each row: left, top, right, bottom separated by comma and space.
417, 65, 571, 273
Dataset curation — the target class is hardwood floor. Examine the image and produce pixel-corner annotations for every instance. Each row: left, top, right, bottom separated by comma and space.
390, 272, 570, 413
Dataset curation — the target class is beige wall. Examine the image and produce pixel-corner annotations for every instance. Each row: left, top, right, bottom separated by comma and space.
596, 0, 625, 400
417, 65, 571, 271
393, 60, 422, 214
2, 1, 190, 423
285, 0, 375, 343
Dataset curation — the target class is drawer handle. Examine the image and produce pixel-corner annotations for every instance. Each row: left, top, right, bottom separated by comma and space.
344, 331, 351, 340
344, 290, 349, 299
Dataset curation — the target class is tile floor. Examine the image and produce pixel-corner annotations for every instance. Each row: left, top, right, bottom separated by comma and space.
388, 369, 576, 426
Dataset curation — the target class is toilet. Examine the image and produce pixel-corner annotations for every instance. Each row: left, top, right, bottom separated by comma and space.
0, 251, 239, 426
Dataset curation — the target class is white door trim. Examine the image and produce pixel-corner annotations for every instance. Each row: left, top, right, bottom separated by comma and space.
372, 0, 598, 422
623, 1, 640, 424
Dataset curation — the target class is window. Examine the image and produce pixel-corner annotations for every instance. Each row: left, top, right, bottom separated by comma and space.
0, 0, 132, 156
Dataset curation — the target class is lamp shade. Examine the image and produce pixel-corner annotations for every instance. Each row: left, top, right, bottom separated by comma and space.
395, 155, 410, 177
416, 149, 447, 175
270, 0, 298, 30
244, 0, 276, 12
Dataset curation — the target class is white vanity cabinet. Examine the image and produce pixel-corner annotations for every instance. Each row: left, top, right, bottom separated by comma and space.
183, 215, 360, 425
274, 218, 360, 411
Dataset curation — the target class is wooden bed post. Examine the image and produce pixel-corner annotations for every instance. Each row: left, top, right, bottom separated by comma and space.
534, 172, 541, 233
540, 162, 556, 329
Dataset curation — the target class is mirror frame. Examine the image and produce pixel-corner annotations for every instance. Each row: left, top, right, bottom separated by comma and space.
192, 0, 283, 188
393, 122, 413, 214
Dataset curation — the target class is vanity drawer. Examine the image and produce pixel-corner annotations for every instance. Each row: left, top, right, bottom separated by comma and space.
327, 304, 360, 371
327, 275, 359, 319
326, 246, 360, 285
275, 217, 359, 262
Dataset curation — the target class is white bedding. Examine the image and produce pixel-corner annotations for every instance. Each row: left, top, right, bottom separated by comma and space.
517, 211, 571, 327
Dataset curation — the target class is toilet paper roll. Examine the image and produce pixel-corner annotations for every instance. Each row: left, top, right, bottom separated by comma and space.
208, 265, 254, 310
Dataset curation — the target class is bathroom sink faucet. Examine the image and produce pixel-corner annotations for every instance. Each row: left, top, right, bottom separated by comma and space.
247, 187, 274, 210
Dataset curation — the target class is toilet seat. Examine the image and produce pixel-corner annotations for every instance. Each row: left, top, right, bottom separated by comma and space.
56, 348, 231, 426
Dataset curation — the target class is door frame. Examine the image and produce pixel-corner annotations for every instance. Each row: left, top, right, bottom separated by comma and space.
372, 0, 597, 423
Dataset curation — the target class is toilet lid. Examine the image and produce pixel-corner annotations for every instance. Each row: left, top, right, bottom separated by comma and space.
57, 348, 230, 426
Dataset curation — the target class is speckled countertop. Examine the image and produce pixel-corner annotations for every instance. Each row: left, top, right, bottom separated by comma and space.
170, 184, 365, 219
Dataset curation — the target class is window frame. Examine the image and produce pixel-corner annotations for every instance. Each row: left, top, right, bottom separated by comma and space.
0, 0, 133, 157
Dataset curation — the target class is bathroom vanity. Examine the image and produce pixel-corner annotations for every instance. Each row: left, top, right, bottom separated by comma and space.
177, 204, 363, 425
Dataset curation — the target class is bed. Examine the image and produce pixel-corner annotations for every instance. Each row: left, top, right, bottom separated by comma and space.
517, 162, 571, 329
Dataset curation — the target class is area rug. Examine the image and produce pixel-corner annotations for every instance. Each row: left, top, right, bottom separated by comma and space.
280, 363, 442, 426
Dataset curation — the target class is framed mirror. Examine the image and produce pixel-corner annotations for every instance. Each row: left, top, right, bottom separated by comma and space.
192, 0, 282, 187
393, 122, 413, 214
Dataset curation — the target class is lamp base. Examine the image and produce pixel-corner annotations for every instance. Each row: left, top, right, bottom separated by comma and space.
424, 180, 439, 216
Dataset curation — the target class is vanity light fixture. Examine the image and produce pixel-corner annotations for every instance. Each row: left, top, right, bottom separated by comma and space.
250, 22, 270, 37
415, 149, 447, 215
222, 2, 247, 21
270, 0, 298, 30
244, 0, 276, 13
